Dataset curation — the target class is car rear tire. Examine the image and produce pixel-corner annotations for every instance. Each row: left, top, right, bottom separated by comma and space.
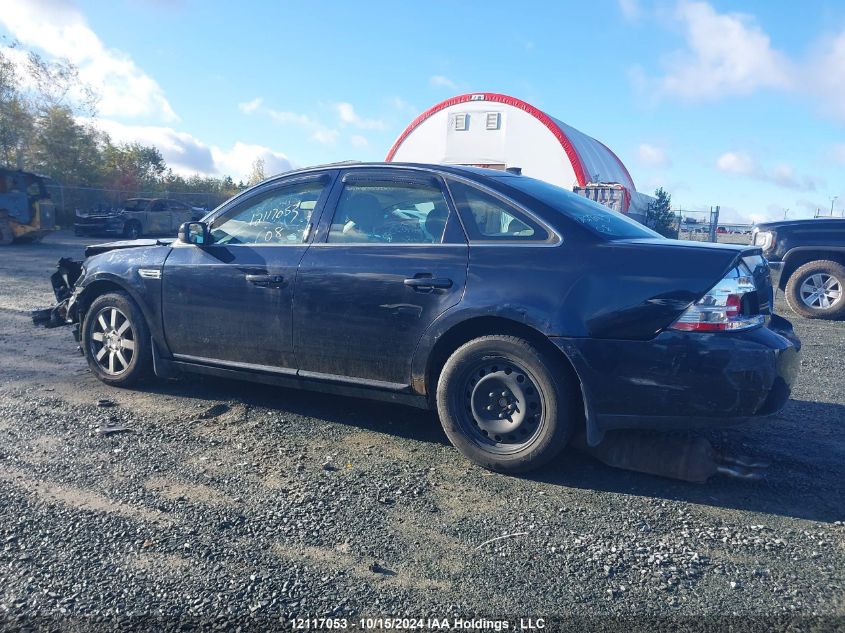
785, 260, 845, 320
82, 292, 152, 387
123, 221, 142, 239
436, 335, 579, 473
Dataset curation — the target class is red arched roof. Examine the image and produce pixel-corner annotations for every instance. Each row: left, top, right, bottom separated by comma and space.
386, 92, 590, 186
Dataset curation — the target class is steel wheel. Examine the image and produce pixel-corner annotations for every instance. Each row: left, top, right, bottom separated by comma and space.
88, 306, 136, 376
457, 359, 547, 455
800, 273, 842, 309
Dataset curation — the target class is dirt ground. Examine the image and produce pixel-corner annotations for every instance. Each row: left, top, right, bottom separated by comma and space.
0, 231, 843, 630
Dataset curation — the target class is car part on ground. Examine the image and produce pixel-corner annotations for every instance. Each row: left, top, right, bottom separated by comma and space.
784, 260, 845, 320
33, 162, 801, 473
571, 431, 768, 483
752, 218, 845, 320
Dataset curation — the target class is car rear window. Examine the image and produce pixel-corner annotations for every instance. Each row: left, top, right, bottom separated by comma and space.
501, 176, 662, 240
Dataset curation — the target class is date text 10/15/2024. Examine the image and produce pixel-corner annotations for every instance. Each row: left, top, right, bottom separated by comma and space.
291, 617, 546, 630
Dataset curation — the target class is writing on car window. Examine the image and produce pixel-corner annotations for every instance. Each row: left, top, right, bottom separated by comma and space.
210, 181, 325, 245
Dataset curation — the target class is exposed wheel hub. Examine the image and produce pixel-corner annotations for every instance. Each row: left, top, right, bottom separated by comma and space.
465, 363, 543, 445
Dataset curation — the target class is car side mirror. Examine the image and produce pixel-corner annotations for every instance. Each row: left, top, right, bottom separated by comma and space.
178, 221, 209, 246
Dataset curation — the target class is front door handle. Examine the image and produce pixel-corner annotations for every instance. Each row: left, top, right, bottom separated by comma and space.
245, 273, 286, 288
404, 276, 453, 290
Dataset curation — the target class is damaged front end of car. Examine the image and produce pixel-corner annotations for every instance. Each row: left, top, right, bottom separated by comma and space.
31, 257, 85, 337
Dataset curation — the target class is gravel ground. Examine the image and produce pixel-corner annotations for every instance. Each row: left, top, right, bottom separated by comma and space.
0, 231, 843, 631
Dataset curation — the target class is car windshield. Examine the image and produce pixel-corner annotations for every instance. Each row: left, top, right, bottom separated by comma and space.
501, 176, 662, 240
122, 199, 148, 211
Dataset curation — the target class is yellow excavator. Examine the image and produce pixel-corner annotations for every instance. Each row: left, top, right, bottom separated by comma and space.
0, 168, 56, 244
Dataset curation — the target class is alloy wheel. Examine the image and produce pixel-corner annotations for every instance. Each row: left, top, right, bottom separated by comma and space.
799, 273, 842, 310
89, 306, 136, 375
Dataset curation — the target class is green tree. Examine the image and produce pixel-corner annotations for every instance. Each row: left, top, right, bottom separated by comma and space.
29, 106, 103, 184
247, 157, 265, 186
646, 187, 677, 238
0, 47, 35, 168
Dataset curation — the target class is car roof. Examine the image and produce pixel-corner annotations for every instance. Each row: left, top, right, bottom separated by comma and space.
756, 217, 845, 229
262, 161, 518, 185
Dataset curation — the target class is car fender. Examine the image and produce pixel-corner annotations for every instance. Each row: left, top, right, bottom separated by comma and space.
408, 302, 560, 396
779, 245, 845, 288
76, 246, 171, 354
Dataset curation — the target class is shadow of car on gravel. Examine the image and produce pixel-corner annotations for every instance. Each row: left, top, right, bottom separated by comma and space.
137, 376, 844, 524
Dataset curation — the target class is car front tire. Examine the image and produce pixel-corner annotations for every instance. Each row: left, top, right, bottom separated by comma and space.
785, 260, 845, 320
82, 292, 152, 387
123, 221, 142, 239
436, 335, 579, 473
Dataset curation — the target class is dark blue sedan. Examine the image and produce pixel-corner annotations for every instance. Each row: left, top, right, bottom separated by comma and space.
35, 163, 800, 472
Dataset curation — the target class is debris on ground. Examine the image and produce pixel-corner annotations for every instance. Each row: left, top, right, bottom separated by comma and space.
572, 431, 768, 483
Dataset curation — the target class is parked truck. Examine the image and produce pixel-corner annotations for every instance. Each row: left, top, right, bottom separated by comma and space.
752, 218, 845, 319
0, 168, 56, 244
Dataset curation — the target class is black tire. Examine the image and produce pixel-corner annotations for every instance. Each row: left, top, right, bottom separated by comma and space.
81, 292, 152, 387
123, 221, 142, 239
435, 335, 579, 473
0, 217, 13, 245
785, 260, 845, 320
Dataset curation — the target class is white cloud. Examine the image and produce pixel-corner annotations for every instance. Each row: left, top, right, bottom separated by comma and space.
655, 1, 791, 100
637, 143, 670, 167
716, 151, 756, 175
831, 144, 845, 164
310, 128, 339, 145
86, 118, 293, 181
238, 97, 338, 144
0, 0, 177, 121
238, 97, 263, 114
350, 134, 369, 148
333, 102, 385, 130
618, 0, 641, 22
806, 31, 845, 122
716, 151, 819, 191
389, 96, 416, 113
430, 75, 458, 90
211, 142, 294, 181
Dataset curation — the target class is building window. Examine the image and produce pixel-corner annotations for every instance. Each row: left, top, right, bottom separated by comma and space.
453, 113, 468, 131
485, 112, 500, 130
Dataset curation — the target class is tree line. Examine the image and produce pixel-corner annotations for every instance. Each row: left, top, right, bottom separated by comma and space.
0, 42, 262, 219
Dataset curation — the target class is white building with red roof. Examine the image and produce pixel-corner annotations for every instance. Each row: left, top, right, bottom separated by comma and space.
386, 93, 652, 215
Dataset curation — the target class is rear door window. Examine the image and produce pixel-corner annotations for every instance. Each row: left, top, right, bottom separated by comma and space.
327, 180, 451, 244
447, 179, 551, 242
503, 176, 662, 240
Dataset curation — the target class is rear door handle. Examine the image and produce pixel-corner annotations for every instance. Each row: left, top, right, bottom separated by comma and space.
404, 276, 453, 290
245, 273, 286, 288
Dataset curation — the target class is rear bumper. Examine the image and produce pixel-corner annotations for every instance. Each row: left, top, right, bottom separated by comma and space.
768, 260, 784, 292
553, 314, 800, 434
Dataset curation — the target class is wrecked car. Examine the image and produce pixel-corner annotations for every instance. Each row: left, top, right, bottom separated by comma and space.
74, 198, 203, 239
33, 163, 801, 473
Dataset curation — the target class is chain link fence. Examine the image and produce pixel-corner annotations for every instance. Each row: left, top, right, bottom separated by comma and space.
672, 207, 753, 245
44, 183, 234, 227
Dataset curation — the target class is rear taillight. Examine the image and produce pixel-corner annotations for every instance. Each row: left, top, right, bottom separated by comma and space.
670, 262, 765, 332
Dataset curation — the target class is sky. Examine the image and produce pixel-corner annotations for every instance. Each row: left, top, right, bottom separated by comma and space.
1, 0, 845, 223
